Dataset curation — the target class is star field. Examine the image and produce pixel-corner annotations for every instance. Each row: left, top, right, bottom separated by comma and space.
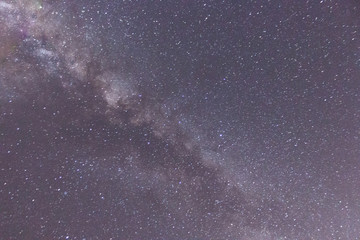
1, 0, 360, 239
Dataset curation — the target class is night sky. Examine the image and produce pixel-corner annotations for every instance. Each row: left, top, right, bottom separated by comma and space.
1, 0, 360, 239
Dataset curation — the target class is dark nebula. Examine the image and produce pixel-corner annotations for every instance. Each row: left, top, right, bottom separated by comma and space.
1, 1, 360, 239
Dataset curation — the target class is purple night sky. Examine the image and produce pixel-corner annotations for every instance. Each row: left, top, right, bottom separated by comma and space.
1, 0, 360, 239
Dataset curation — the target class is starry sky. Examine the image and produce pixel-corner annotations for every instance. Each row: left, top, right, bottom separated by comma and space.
1, 0, 360, 239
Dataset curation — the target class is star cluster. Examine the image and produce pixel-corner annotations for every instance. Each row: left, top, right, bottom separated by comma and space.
1, 0, 360, 239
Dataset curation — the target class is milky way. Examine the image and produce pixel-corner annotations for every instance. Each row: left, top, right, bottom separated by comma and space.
1, 1, 360, 239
